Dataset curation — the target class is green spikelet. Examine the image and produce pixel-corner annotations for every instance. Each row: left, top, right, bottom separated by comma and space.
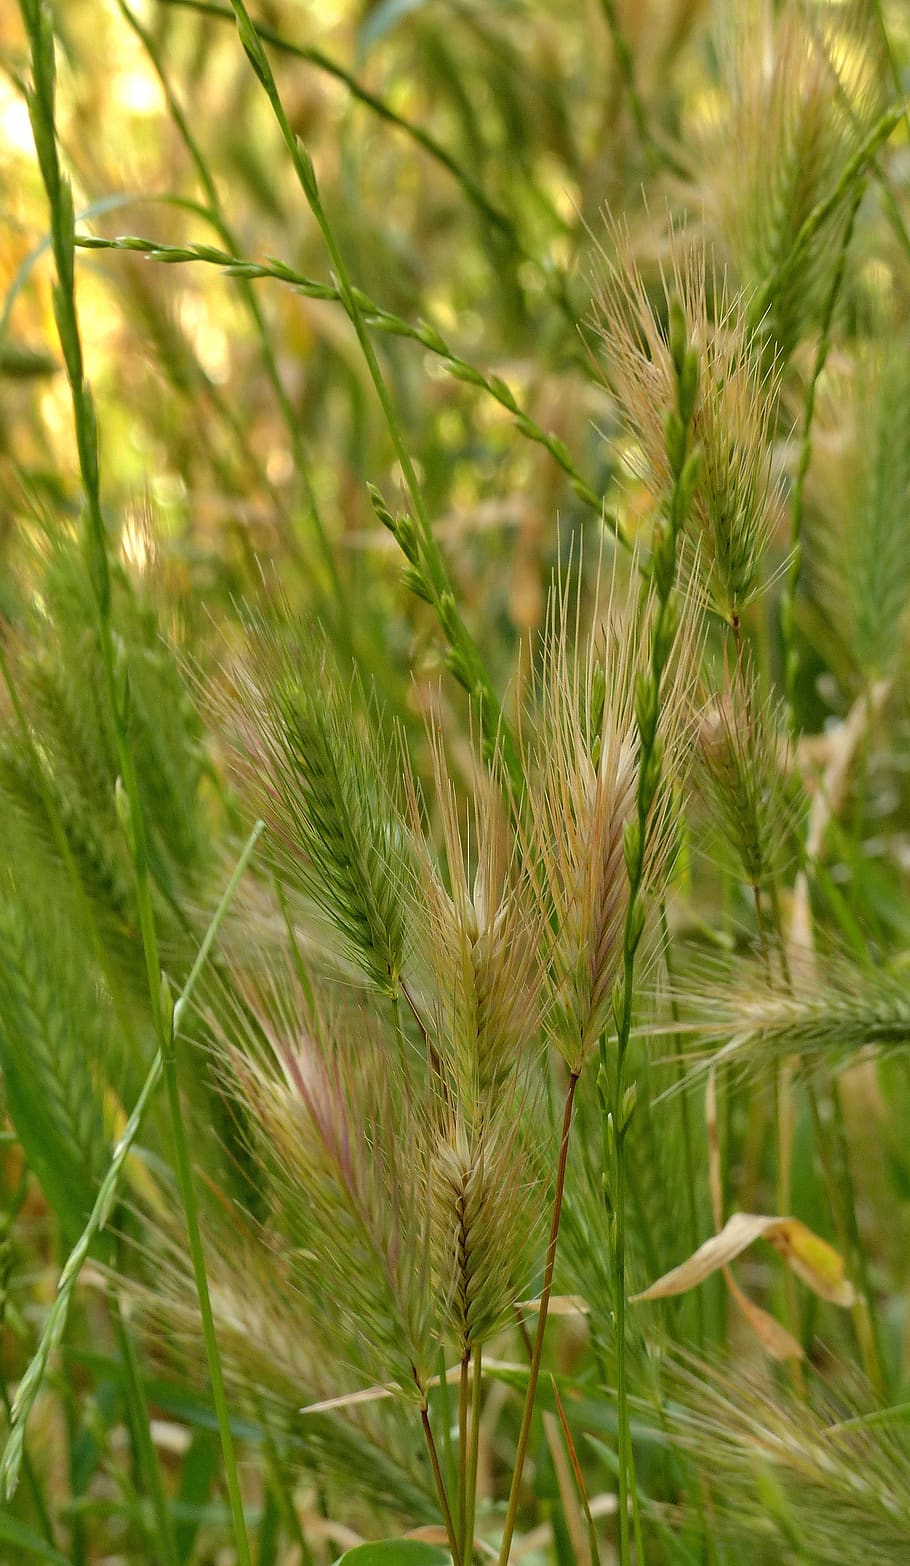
222, 624, 410, 995
808, 346, 910, 685
0, 879, 109, 1241
697, 656, 804, 890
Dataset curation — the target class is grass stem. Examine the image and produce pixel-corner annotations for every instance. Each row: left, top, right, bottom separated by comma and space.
496, 1068, 579, 1566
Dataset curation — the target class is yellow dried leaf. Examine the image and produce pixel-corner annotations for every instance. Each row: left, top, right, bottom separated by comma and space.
764, 1218, 856, 1306
632, 1211, 856, 1306
724, 1266, 803, 1361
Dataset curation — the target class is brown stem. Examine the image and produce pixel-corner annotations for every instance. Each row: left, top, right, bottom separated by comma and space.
497, 1070, 580, 1566
420, 1394, 463, 1566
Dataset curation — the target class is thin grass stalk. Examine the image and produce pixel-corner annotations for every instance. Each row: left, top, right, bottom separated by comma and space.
496, 1066, 580, 1566
158, 986, 254, 1563
259, 1421, 316, 1566
0, 819, 264, 1499
828, 1077, 887, 1393
437, 1345, 457, 1517
600, 301, 699, 1565
598, 0, 685, 179
223, 1, 553, 781
659, 901, 703, 1348
420, 1396, 463, 1566
465, 1345, 482, 1559
17, 7, 254, 1553
458, 1351, 470, 1557
782, 181, 864, 735
550, 1372, 601, 1566
113, 1294, 179, 1566
156, 0, 548, 290
74, 233, 616, 539
160, 0, 586, 335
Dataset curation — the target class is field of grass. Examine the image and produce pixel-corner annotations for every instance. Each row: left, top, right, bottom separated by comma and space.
3, 1, 910, 1562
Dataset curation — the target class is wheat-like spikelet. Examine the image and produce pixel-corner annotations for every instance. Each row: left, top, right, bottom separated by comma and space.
407, 727, 545, 1099
704, 0, 884, 358
208, 966, 437, 1398
662, 1352, 910, 1563
671, 950, 910, 1077
697, 654, 804, 889
217, 621, 410, 995
593, 227, 784, 624
525, 569, 694, 1067
429, 1102, 546, 1357
0, 873, 110, 1239
806, 345, 910, 687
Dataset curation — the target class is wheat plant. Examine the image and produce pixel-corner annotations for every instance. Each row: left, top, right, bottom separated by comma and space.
2, 1, 910, 1563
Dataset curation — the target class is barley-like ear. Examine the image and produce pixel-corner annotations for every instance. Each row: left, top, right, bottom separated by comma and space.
806, 346, 910, 687
0, 871, 110, 1243
705, 1, 885, 358
218, 622, 410, 995
593, 227, 784, 624
126, 1209, 437, 1523
408, 727, 545, 1099
211, 968, 437, 1398
663, 1352, 910, 1564
697, 654, 804, 891
429, 1102, 546, 1357
672, 950, 910, 1077
525, 569, 694, 1068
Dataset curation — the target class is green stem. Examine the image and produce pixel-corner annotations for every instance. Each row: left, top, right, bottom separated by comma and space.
113, 1293, 179, 1566
0, 820, 263, 1500
420, 1396, 463, 1566
75, 233, 616, 543
458, 1351, 470, 1557
17, 5, 254, 1552
659, 901, 703, 1347
782, 180, 863, 735
159, 1003, 252, 1564
496, 1069, 579, 1566
751, 100, 904, 329
260, 1420, 315, 1566
599, 305, 698, 1564
465, 1345, 482, 1561
436, 1344, 457, 1520
157, 0, 585, 331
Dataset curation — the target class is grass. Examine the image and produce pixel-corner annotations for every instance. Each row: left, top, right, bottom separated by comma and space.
2, 1, 910, 1562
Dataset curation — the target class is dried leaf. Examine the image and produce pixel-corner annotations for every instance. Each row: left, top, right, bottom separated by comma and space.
724, 1266, 804, 1362
632, 1212, 856, 1306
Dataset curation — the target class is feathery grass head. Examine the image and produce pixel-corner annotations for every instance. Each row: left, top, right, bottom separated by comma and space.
705, 0, 884, 358
806, 344, 910, 688
218, 619, 410, 995
407, 727, 545, 1100
663, 1352, 910, 1564
697, 654, 804, 889
524, 566, 695, 1068
593, 227, 784, 623
671, 948, 910, 1080
210, 965, 437, 1398
429, 1100, 546, 1357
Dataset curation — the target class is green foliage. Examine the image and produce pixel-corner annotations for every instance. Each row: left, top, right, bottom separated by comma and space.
4, 0, 910, 1562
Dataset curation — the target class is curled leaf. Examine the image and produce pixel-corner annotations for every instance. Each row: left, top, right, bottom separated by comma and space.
632, 1212, 856, 1307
